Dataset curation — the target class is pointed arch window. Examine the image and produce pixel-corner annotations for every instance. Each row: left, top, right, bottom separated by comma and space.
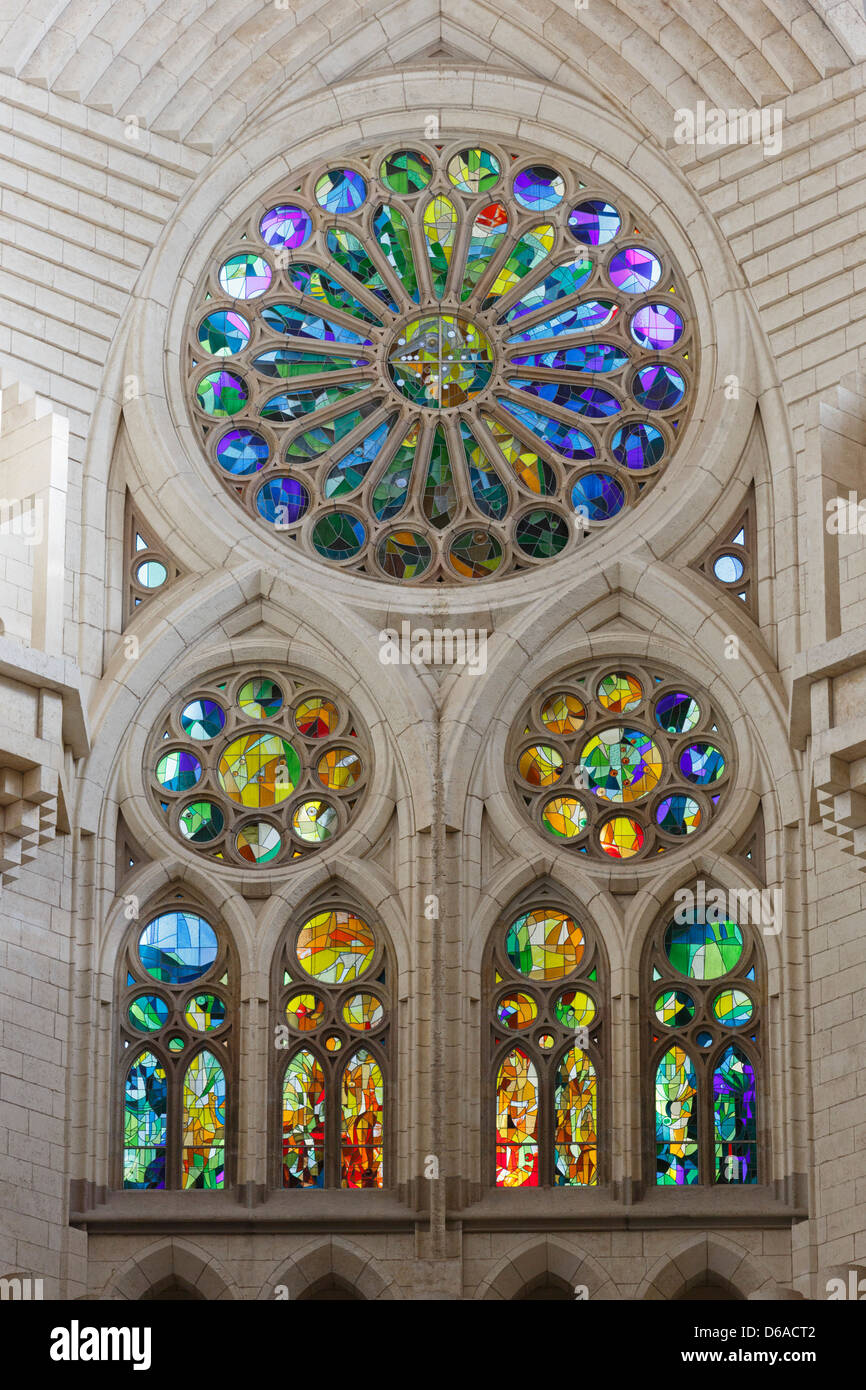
646, 884, 762, 1186
486, 896, 606, 1187
119, 900, 234, 1189
274, 904, 391, 1188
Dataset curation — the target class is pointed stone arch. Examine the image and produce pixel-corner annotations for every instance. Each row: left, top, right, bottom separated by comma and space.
473, 1236, 618, 1299
258, 1236, 399, 1300
637, 1234, 779, 1301
102, 1237, 239, 1301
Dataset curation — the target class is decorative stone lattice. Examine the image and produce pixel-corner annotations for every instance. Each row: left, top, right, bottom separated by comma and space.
183, 142, 697, 584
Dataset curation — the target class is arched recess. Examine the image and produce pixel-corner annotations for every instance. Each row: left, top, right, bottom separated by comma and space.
641, 870, 773, 1192
258, 1236, 399, 1300
102, 1237, 239, 1301
114, 884, 238, 1191
637, 1234, 782, 1302
483, 879, 610, 1190
76, 68, 768, 680
473, 1236, 618, 1300
269, 883, 395, 1191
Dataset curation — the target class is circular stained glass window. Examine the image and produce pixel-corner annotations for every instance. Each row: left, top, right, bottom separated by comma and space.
296, 909, 377, 983
509, 658, 733, 864
146, 667, 369, 869
184, 141, 696, 583
505, 908, 585, 980
138, 911, 218, 985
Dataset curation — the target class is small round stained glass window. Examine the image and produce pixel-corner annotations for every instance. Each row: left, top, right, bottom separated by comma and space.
184, 141, 696, 584
146, 668, 369, 869
509, 659, 733, 865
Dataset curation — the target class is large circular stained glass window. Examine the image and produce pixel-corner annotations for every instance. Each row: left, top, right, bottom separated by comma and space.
184, 142, 696, 583
146, 668, 369, 868
509, 661, 732, 863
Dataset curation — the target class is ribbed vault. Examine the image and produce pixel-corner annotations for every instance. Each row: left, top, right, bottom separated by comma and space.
0, 0, 861, 154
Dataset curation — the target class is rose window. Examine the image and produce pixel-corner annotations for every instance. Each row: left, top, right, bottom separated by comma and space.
146, 668, 369, 869
184, 142, 697, 583
509, 661, 732, 863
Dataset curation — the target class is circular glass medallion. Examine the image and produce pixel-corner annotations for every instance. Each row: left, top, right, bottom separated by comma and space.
377, 530, 432, 579
571, 472, 624, 521
342, 993, 385, 1030
316, 747, 362, 791
198, 310, 250, 356
496, 992, 538, 1029
540, 693, 586, 735
664, 915, 743, 980
155, 750, 201, 793
292, 799, 338, 843
656, 794, 701, 836
216, 428, 269, 475
578, 728, 662, 802
296, 909, 376, 983
180, 699, 225, 740
448, 529, 503, 579
135, 560, 167, 588
568, 200, 621, 244
633, 365, 685, 411
655, 691, 701, 734
178, 800, 224, 843
195, 370, 246, 417
447, 148, 500, 192
542, 795, 588, 840
518, 743, 564, 786
380, 149, 433, 194
654, 989, 695, 1027
554, 989, 596, 1028
608, 246, 661, 293
598, 814, 644, 858
286, 992, 325, 1030
597, 671, 643, 713
314, 169, 366, 214
513, 165, 565, 211
184, 993, 226, 1030
217, 733, 300, 806
679, 743, 726, 784
311, 513, 365, 560
610, 422, 665, 470
218, 254, 271, 299
712, 988, 753, 1026
260, 205, 311, 249
238, 678, 283, 718
714, 553, 745, 583
128, 994, 169, 1032
630, 303, 683, 349
294, 697, 339, 737
388, 314, 494, 407
235, 821, 282, 863
505, 908, 584, 980
138, 912, 218, 984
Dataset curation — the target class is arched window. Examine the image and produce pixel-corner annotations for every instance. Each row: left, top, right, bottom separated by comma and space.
274, 903, 390, 1188
486, 892, 606, 1187
645, 883, 762, 1186
119, 897, 234, 1189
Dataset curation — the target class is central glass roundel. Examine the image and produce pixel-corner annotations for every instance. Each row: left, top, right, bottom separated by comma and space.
388, 313, 494, 407
185, 142, 696, 583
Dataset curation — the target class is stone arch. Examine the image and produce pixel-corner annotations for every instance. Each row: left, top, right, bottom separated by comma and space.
258, 1236, 399, 1301
637, 1234, 782, 1301
473, 1236, 618, 1300
102, 1237, 239, 1301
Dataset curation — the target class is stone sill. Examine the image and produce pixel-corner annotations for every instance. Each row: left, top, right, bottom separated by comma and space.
70, 1185, 805, 1235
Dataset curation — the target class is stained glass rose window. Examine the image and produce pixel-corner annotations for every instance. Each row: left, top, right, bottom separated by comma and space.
184, 142, 696, 582
147, 668, 369, 868
509, 661, 732, 862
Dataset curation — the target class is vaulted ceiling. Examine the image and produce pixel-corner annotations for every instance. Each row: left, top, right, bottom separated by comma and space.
1, 0, 863, 153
